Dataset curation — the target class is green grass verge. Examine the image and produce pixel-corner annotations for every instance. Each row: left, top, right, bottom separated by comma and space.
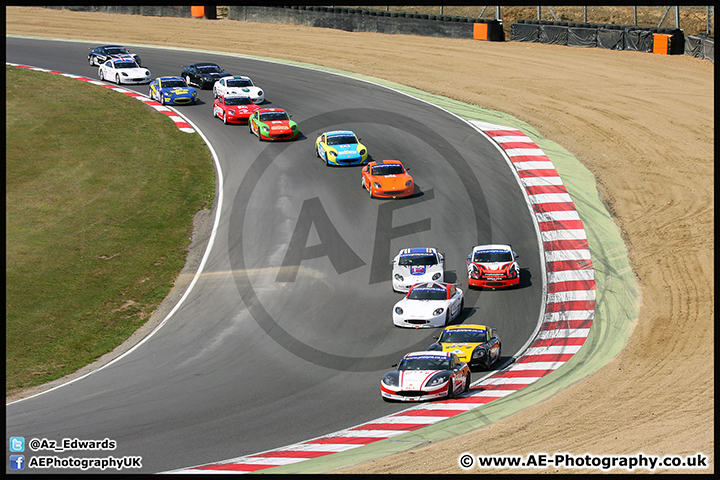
5, 66, 216, 394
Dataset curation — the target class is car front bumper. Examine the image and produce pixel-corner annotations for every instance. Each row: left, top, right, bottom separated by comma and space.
468, 276, 519, 288
381, 383, 449, 402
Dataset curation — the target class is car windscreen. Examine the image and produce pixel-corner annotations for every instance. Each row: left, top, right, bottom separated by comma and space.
260, 112, 288, 122
440, 330, 488, 344
225, 97, 252, 105
162, 81, 186, 88
398, 254, 437, 266
114, 62, 138, 69
407, 288, 446, 301
371, 164, 404, 175
105, 48, 127, 54
473, 251, 513, 263
398, 357, 451, 371
327, 135, 357, 145
227, 79, 252, 87
198, 65, 222, 73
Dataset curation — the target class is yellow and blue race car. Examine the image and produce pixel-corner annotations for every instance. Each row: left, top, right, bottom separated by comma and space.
428, 324, 502, 370
315, 130, 368, 166
148, 76, 198, 105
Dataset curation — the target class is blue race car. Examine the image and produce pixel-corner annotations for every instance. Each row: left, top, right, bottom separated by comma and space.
148, 76, 199, 105
315, 130, 368, 166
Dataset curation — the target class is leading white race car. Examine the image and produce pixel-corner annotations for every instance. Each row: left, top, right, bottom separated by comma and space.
391, 247, 444, 292
98, 58, 151, 85
381, 351, 471, 402
213, 76, 265, 104
393, 282, 464, 328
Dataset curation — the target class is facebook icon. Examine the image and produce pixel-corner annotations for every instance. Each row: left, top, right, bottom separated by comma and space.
10, 455, 25, 470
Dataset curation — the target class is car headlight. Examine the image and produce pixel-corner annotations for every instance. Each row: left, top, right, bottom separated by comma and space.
359, 148, 366, 155
472, 347, 487, 359
394, 273, 403, 282
291, 125, 297, 131
394, 307, 403, 315
257, 90, 263, 96
121, 72, 129, 76
192, 91, 197, 97
329, 150, 337, 157
433, 308, 445, 316
382, 373, 397, 386
261, 126, 269, 132
228, 109, 236, 115
427, 373, 450, 386
432, 273, 442, 281
144, 71, 150, 76
373, 182, 381, 189
405, 180, 413, 187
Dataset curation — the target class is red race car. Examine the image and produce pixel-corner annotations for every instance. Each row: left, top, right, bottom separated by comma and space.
361, 160, 414, 199
213, 95, 259, 124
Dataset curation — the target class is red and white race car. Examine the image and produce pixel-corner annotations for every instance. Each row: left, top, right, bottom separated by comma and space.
381, 351, 471, 402
466, 244, 520, 289
213, 95, 260, 124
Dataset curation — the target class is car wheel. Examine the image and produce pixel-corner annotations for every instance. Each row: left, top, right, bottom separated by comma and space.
463, 373, 471, 393
223, 111, 228, 125
185, 75, 192, 86
367, 182, 374, 198
458, 298, 465, 318
88, 56, 94, 66
99, 69, 104, 81
115, 74, 121, 85
444, 310, 451, 326
445, 380, 455, 400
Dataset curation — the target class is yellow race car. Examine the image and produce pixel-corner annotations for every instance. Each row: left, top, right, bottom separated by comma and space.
428, 324, 501, 370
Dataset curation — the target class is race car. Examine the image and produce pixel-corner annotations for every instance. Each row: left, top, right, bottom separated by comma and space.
88, 45, 141, 66
361, 160, 414, 199
213, 95, 260, 124
248, 108, 299, 141
98, 58, 151, 85
466, 244, 520, 289
428, 324, 502, 370
180, 62, 233, 89
391, 247, 444, 293
381, 351, 471, 402
393, 281, 464, 328
315, 130, 368, 166
212, 76, 264, 104
148, 76, 198, 105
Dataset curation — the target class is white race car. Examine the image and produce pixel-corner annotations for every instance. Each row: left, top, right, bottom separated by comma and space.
381, 351, 471, 402
393, 282, 464, 328
98, 58, 151, 85
391, 247, 444, 292
213, 76, 265, 104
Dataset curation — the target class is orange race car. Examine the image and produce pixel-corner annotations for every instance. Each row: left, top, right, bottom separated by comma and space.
361, 160, 414, 199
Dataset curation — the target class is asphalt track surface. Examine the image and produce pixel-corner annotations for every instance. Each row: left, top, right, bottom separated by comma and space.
6, 37, 544, 473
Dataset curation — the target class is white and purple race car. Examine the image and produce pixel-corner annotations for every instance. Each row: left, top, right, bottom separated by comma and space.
381, 351, 471, 402
391, 247, 444, 292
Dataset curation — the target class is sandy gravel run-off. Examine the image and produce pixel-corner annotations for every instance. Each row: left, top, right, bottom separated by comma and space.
5, 7, 713, 474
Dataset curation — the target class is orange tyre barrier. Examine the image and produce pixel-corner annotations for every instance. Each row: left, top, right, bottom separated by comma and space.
474, 22, 489, 41
653, 33, 671, 54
